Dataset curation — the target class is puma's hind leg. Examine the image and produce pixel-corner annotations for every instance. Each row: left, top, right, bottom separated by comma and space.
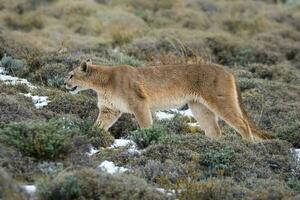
188, 101, 221, 139
204, 95, 254, 141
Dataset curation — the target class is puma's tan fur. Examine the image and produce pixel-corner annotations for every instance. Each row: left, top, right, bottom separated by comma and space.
64, 60, 273, 141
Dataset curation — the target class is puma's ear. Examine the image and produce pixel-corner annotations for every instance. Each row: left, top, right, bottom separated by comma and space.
80, 61, 88, 72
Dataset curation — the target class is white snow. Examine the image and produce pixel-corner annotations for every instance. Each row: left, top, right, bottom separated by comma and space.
176, 109, 193, 117
0, 67, 6, 74
86, 147, 100, 156
21, 185, 36, 196
294, 149, 300, 164
97, 160, 129, 174
109, 139, 141, 155
156, 111, 175, 120
156, 109, 194, 120
0, 71, 36, 89
187, 122, 201, 128
155, 188, 175, 196
110, 139, 134, 148
21, 93, 50, 109
0, 66, 50, 109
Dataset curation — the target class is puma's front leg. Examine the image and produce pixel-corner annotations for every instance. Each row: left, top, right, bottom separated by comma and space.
131, 101, 153, 129
96, 106, 122, 130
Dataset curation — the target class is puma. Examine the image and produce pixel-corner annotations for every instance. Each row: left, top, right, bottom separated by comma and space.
64, 60, 273, 141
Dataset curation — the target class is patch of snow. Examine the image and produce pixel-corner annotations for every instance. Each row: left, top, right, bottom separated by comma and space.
155, 188, 175, 196
175, 109, 193, 117
86, 147, 100, 156
21, 93, 50, 109
156, 111, 175, 120
127, 147, 142, 155
20, 185, 36, 196
109, 139, 141, 155
156, 109, 194, 120
294, 149, 300, 164
0, 67, 7, 74
97, 160, 129, 174
110, 139, 134, 148
187, 122, 201, 128
0, 73, 36, 89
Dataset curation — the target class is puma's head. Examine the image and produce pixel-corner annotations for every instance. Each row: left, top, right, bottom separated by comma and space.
64, 59, 92, 94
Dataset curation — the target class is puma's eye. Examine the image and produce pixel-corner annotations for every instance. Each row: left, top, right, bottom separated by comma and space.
70, 75, 73, 79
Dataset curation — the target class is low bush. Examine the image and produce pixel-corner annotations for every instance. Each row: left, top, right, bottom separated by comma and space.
0, 118, 76, 160
109, 113, 139, 138
44, 90, 98, 120
157, 114, 191, 135
201, 145, 235, 177
0, 54, 24, 74
130, 125, 167, 149
276, 121, 300, 148
0, 94, 38, 126
136, 159, 187, 187
0, 167, 27, 200
37, 168, 169, 200
4, 12, 44, 31
178, 177, 298, 200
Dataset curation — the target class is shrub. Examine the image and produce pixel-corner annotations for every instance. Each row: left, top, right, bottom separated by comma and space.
35, 63, 68, 87
136, 159, 187, 186
37, 168, 168, 200
130, 125, 167, 149
178, 178, 252, 200
0, 54, 24, 74
276, 121, 300, 148
157, 114, 191, 135
4, 12, 44, 31
109, 113, 139, 138
44, 90, 98, 120
0, 167, 27, 200
0, 118, 76, 160
0, 94, 38, 126
201, 145, 235, 177
78, 119, 114, 148
288, 177, 300, 192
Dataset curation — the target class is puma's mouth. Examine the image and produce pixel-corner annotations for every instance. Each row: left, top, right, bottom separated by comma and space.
69, 86, 78, 91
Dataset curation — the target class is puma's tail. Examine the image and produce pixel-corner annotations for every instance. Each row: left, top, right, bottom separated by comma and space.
235, 80, 274, 140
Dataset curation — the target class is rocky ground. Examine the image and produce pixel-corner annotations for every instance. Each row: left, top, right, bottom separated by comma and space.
0, 0, 300, 199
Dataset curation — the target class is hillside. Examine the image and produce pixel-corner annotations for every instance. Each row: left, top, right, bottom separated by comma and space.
0, 0, 300, 199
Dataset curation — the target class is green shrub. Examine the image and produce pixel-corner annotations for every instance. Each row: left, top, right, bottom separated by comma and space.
201, 145, 235, 177
0, 118, 76, 160
109, 113, 139, 138
4, 12, 44, 31
44, 91, 98, 120
237, 78, 258, 91
78, 119, 114, 148
276, 121, 300, 148
0, 54, 24, 73
157, 114, 191, 135
137, 159, 187, 186
288, 177, 300, 192
38, 168, 168, 200
0, 94, 38, 126
130, 125, 167, 149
